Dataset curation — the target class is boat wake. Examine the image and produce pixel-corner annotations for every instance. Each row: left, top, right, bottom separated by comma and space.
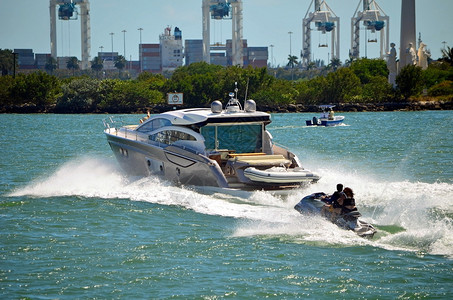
9, 156, 453, 257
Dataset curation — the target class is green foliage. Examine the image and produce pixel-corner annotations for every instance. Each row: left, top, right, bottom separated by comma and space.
172, 61, 222, 78
98, 79, 164, 113
396, 65, 424, 99
287, 55, 299, 68
9, 72, 60, 106
350, 58, 388, 84
114, 55, 126, 71
0, 49, 16, 76
295, 77, 327, 105
1, 58, 452, 113
56, 77, 100, 113
441, 46, 453, 66
422, 62, 453, 88
66, 57, 79, 72
328, 58, 342, 71
91, 56, 104, 75
251, 79, 296, 105
362, 76, 393, 102
45, 57, 57, 74
0, 75, 14, 105
137, 72, 166, 90
428, 80, 453, 96
321, 68, 362, 103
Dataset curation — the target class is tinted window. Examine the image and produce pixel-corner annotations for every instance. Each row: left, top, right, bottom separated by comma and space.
150, 130, 196, 145
137, 118, 172, 132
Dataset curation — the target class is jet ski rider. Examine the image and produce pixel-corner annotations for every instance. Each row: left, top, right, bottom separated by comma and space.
321, 184, 358, 219
321, 183, 343, 217
321, 183, 343, 205
340, 187, 357, 215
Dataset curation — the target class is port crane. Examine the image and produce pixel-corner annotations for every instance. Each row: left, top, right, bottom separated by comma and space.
202, 0, 243, 66
49, 0, 91, 69
350, 0, 389, 59
301, 0, 340, 67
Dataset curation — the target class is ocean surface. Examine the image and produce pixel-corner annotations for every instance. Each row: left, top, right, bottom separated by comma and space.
1, 111, 452, 299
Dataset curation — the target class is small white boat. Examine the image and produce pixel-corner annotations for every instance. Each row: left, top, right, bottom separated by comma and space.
244, 166, 318, 184
306, 105, 345, 127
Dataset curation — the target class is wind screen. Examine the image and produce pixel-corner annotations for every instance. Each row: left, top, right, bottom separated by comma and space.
201, 123, 263, 153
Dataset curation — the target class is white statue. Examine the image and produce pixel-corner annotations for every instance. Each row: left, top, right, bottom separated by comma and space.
406, 43, 417, 66
417, 42, 430, 70
387, 43, 397, 87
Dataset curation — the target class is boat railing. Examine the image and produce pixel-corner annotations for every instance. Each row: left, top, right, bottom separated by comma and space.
103, 116, 124, 131
103, 116, 142, 141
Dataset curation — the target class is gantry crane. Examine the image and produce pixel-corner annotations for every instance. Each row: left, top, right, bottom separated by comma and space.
350, 0, 389, 59
49, 0, 91, 69
301, 0, 340, 67
202, 0, 243, 66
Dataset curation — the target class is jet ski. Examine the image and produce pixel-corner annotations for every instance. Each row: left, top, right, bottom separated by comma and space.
294, 192, 376, 238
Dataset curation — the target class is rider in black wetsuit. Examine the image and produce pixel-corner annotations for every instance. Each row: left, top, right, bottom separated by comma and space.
323, 183, 343, 205
341, 187, 357, 214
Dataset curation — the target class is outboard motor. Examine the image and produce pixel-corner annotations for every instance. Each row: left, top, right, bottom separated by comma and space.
312, 117, 318, 125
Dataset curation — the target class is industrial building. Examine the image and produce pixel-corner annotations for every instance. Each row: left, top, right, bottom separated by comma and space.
160, 26, 184, 71
185, 39, 268, 68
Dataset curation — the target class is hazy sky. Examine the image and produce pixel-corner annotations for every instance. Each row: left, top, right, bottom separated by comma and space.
0, 0, 451, 66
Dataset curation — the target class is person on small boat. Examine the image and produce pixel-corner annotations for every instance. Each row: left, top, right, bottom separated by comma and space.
328, 107, 335, 120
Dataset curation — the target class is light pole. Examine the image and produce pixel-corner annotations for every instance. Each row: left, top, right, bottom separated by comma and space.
269, 44, 274, 68
442, 41, 447, 51
138, 27, 143, 72
122, 30, 127, 58
288, 31, 293, 80
110, 32, 114, 62
288, 31, 293, 57
12, 52, 17, 78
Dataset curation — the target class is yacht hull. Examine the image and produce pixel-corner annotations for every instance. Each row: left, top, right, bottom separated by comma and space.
106, 133, 228, 188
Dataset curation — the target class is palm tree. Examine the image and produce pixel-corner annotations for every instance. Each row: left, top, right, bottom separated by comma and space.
66, 56, 79, 75
45, 57, 57, 74
306, 62, 316, 70
344, 56, 356, 67
0, 49, 15, 76
91, 56, 104, 77
441, 46, 453, 66
114, 55, 126, 75
329, 58, 342, 71
286, 55, 299, 69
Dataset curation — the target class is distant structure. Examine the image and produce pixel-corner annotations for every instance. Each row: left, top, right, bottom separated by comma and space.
13, 49, 35, 69
139, 43, 161, 73
387, 42, 397, 87
301, 0, 340, 67
399, 0, 416, 69
417, 42, 430, 70
49, 0, 91, 70
160, 26, 184, 71
185, 39, 267, 68
350, 0, 389, 59
202, 0, 244, 66
138, 26, 184, 73
98, 52, 119, 70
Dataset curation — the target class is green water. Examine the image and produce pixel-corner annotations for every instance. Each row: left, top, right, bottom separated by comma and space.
1, 111, 453, 298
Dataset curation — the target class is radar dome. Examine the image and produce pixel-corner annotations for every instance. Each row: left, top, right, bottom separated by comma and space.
211, 100, 223, 113
244, 99, 256, 112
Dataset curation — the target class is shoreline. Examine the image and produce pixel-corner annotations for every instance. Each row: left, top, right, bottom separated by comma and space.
1, 99, 452, 114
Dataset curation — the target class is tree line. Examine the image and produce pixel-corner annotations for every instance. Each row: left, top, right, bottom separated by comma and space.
1, 48, 452, 113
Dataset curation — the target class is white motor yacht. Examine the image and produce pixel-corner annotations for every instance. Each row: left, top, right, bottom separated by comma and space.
104, 89, 319, 191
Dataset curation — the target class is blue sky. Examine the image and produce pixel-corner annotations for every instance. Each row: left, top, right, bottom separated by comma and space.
0, 0, 451, 66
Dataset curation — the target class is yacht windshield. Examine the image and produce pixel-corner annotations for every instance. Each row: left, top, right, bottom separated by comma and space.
200, 123, 263, 153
